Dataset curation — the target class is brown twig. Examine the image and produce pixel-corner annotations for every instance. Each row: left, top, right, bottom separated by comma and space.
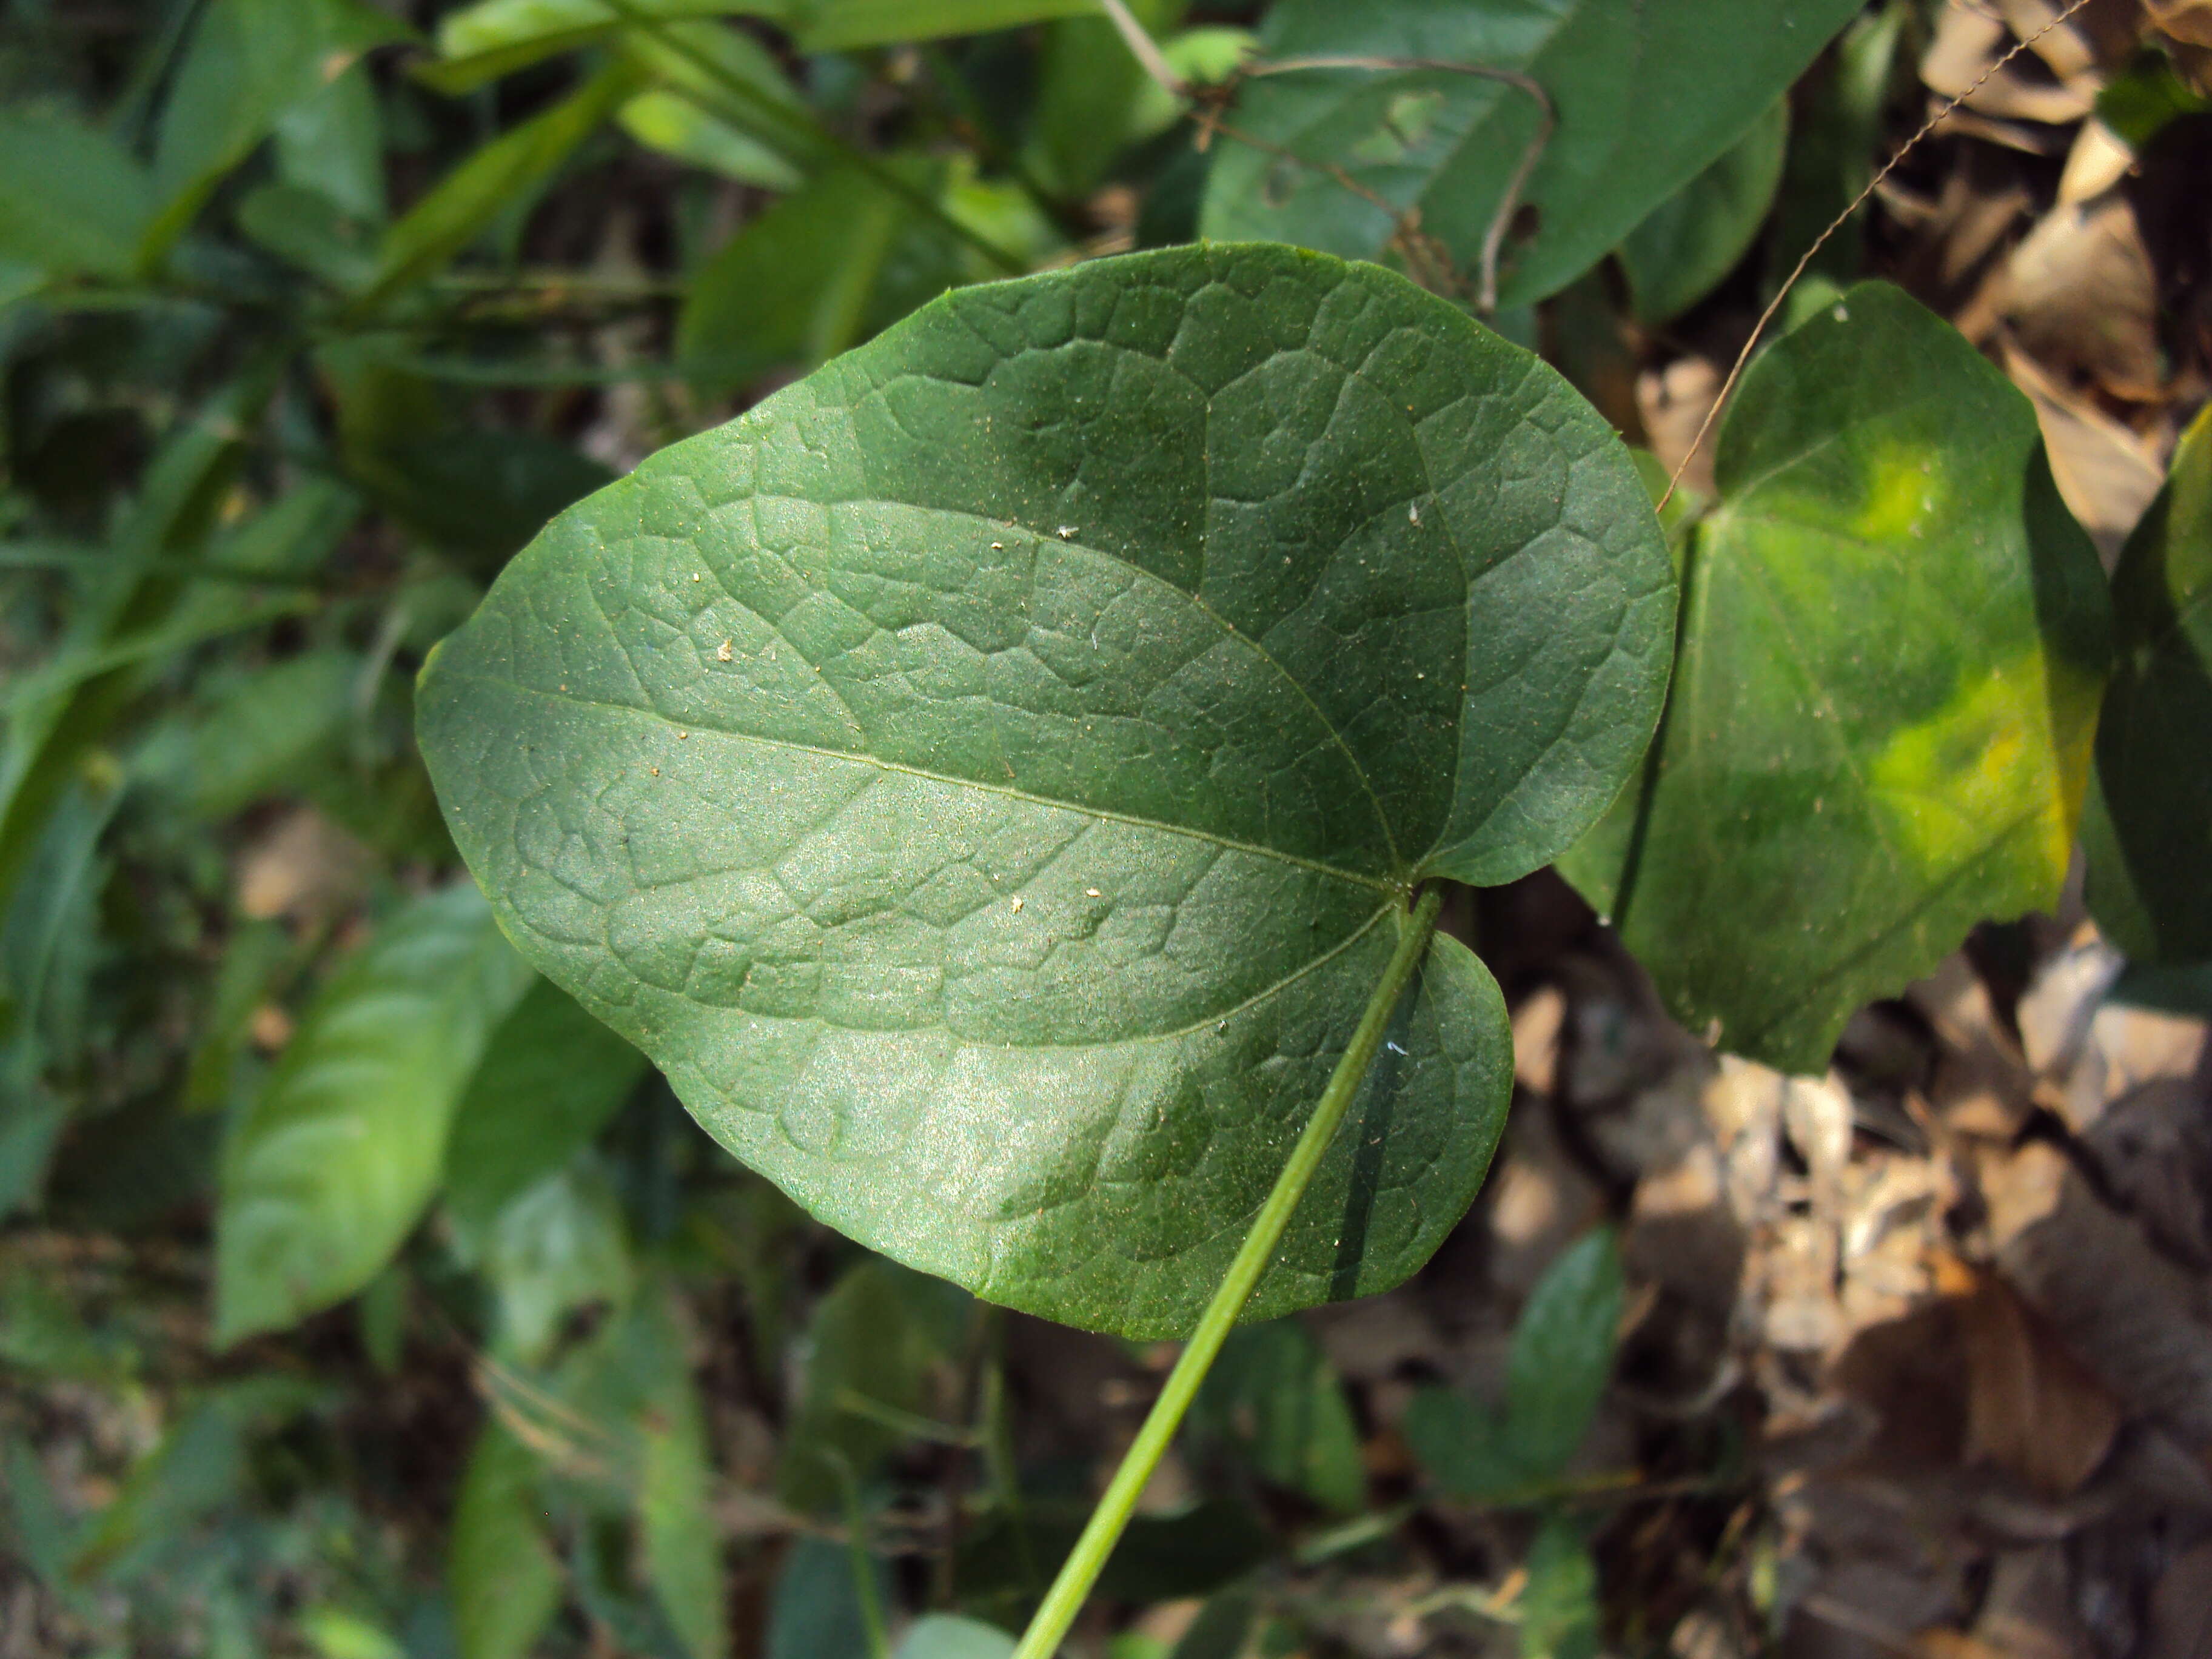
1098, 0, 1186, 98
1656, 0, 2099, 512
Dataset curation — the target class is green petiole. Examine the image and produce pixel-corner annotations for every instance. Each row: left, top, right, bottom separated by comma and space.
1010, 887, 1445, 1658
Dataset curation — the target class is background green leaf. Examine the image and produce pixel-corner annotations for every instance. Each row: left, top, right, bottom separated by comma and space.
1504, 1225, 1621, 1476
1769, 2, 1909, 293
544, 1287, 728, 1657
448, 1421, 564, 1659
0, 112, 155, 281
897, 1615, 1017, 1659
427, 0, 786, 93
0, 376, 269, 908
779, 1256, 973, 1513
166, 650, 361, 822
275, 56, 390, 223
1402, 1226, 1621, 1498
2081, 403, 2212, 965
1023, 0, 1187, 201
787, 0, 1097, 52
479, 1164, 635, 1363
1198, 0, 1863, 307
72, 1379, 318, 1583
1521, 1517, 1600, 1659
356, 63, 637, 311
420, 244, 1671, 1336
443, 977, 649, 1232
373, 429, 618, 572
619, 87, 805, 187
146, 0, 407, 264
1399, 1386, 1514, 1502
1560, 284, 2111, 1072
1617, 98, 1789, 325
1188, 1318, 1364, 1512
677, 158, 967, 394
640, 1352, 728, 1659
766, 1535, 893, 1659
214, 884, 534, 1344
2, 775, 123, 1107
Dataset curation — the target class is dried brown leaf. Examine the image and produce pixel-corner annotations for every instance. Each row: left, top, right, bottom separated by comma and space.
2150, 0, 2212, 48
1951, 1264, 2122, 1498
1996, 196, 2164, 398
2145, 1540, 2212, 1659
1988, 1141, 2212, 1456
2002, 343, 2168, 561
1924, 5, 2098, 123
2056, 119, 2136, 203
234, 806, 372, 922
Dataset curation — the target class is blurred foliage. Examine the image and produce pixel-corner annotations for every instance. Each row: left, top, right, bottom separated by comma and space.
0, 0, 2197, 1655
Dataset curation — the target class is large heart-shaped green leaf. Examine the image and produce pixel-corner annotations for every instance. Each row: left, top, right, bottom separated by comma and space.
1197, 0, 1862, 309
2082, 403, 2212, 965
418, 244, 1674, 1336
1561, 284, 2111, 1073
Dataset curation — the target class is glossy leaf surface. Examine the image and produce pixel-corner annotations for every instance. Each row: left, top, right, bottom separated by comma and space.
214, 885, 533, 1344
1560, 284, 2110, 1072
1198, 0, 1862, 307
2082, 403, 2212, 964
420, 244, 1674, 1335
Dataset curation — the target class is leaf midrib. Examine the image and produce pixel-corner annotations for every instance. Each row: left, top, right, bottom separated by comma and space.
449, 670, 1403, 896
689, 489, 1416, 872
674, 900, 1401, 1053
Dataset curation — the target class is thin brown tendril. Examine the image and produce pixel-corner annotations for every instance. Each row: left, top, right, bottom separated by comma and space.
1098, 0, 1186, 97
1655, 0, 2099, 512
